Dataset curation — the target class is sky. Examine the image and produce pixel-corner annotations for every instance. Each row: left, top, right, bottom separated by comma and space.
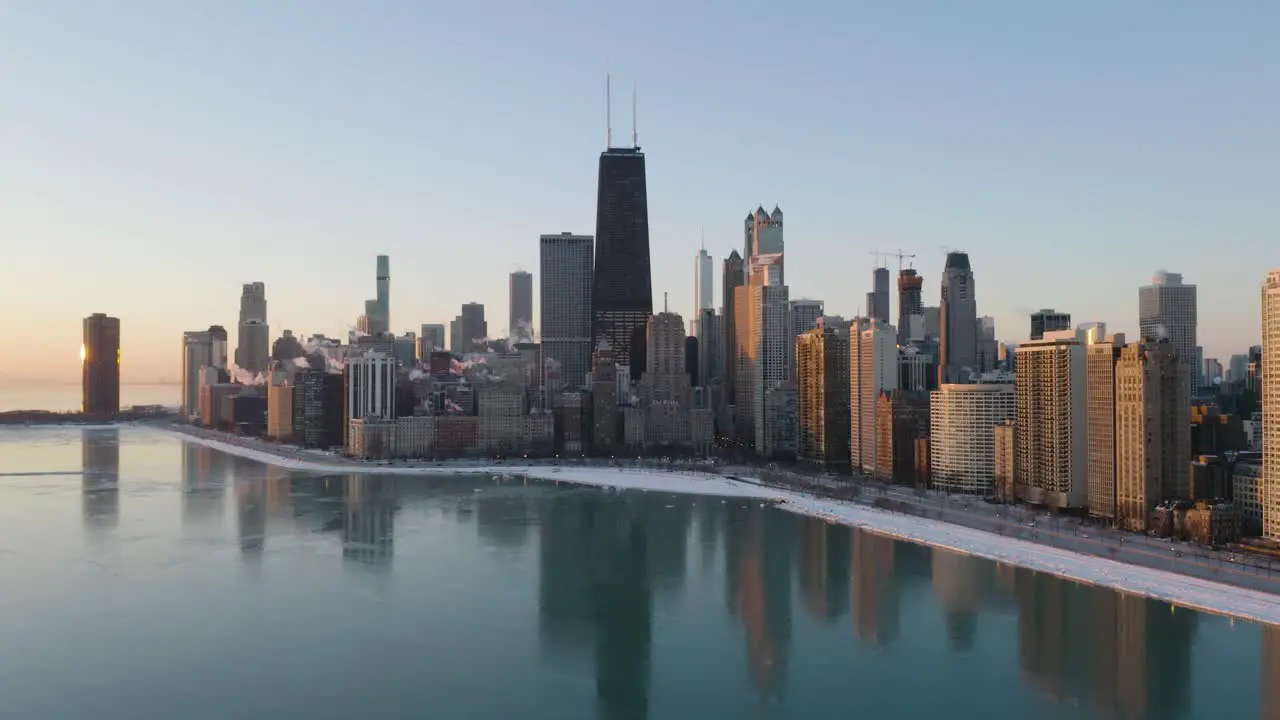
0, 1, 1276, 385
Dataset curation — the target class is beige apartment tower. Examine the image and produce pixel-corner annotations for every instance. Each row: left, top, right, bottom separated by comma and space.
1086, 333, 1125, 519
1261, 270, 1280, 539
1014, 330, 1088, 510
1113, 341, 1190, 531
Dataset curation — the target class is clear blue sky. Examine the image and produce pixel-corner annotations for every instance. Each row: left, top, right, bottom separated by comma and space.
0, 1, 1275, 383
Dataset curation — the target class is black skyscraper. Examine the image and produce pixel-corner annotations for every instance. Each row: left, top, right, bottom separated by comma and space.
592, 147, 652, 381
82, 313, 120, 416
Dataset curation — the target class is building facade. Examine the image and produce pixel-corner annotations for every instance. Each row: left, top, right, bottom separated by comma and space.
508, 270, 534, 342
1261, 270, 1280, 539
592, 146, 652, 374
235, 282, 270, 374
797, 326, 850, 470
1030, 309, 1071, 341
1139, 271, 1198, 394
929, 381, 1016, 495
938, 252, 978, 384
82, 313, 121, 415
1014, 331, 1089, 509
851, 319, 897, 473
540, 232, 594, 390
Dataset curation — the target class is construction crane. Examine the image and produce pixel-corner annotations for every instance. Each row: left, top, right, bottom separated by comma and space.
869, 249, 917, 272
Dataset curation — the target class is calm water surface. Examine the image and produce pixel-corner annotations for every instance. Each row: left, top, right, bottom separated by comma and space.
0, 383, 178, 412
0, 427, 1273, 719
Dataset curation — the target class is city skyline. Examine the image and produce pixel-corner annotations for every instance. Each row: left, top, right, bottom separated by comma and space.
2, 2, 1276, 383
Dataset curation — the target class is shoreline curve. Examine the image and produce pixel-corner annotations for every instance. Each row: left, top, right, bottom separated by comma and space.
165, 427, 1280, 628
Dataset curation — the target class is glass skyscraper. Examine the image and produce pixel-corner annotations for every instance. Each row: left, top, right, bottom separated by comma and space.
591, 146, 652, 379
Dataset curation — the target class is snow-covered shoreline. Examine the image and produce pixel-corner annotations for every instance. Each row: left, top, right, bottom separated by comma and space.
169, 428, 1280, 627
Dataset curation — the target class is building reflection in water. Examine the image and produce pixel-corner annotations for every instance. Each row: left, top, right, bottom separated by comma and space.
726, 503, 793, 701
797, 517, 850, 623
343, 475, 396, 565
180, 442, 228, 525
476, 484, 535, 549
538, 490, 655, 720
233, 456, 267, 555
80, 427, 119, 531
931, 548, 994, 652
1010, 566, 1197, 719
851, 529, 901, 645
1263, 625, 1280, 720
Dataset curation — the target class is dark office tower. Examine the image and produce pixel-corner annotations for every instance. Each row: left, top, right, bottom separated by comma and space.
1030, 309, 1072, 341
897, 269, 924, 346
871, 267, 891, 325
722, 250, 745, 406
82, 313, 121, 416
509, 270, 534, 342
541, 233, 595, 390
938, 251, 978, 385
592, 138, 652, 382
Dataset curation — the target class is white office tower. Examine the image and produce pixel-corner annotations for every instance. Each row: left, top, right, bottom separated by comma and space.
235, 281, 270, 374
849, 319, 898, 472
1262, 270, 1280, 539
540, 233, 594, 391
692, 247, 713, 336
1014, 329, 1089, 509
346, 351, 397, 423
930, 380, 1016, 494
1139, 271, 1198, 394
733, 253, 790, 451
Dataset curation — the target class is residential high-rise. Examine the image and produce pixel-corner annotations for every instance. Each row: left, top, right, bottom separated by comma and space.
693, 247, 713, 336
1086, 332, 1125, 520
344, 350, 397, 421
1113, 341, 1190, 531
641, 310, 690, 405
897, 269, 924, 346
235, 282, 270, 373
82, 313, 120, 416
1139, 271, 1198, 394
797, 326, 851, 470
743, 206, 784, 281
541, 233, 594, 390
591, 341, 619, 452
1260, 270, 1280, 539
1030, 309, 1071, 341
509, 270, 534, 342
868, 267, 890, 325
182, 325, 228, 417
1014, 330, 1089, 510
376, 254, 390, 331
722, 250, 744, 407
733, 254, 790, 450
929, 380, 1016, 495
851, 319, 898, 473
592, 138, 652, 377
938, 252, 978, 384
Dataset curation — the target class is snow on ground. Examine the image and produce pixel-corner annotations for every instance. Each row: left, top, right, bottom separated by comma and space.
169, 429, 1280, 626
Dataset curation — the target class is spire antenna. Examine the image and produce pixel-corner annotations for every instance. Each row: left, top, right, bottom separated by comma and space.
606, 74, 612, 149
663, 291, 668, 313
631, 84, 638, 149
700, 225, 705, 251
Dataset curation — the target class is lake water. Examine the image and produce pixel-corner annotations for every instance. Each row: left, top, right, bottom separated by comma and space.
0, 426, 1273, 719
0, 383, 178, 412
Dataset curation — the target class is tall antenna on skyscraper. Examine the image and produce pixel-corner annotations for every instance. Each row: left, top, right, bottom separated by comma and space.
606, 74, 613, 149
663, 291, 668, 313
700, 225, 705, 251
631, 84, 638, 149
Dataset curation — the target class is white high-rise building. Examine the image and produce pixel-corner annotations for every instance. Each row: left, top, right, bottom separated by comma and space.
850, 318, 897, 472
1139, 271, 1198, 394
692, 247, 713, 336
930, 380, 1016, 495
1261, 270, 1280, 540
346, 351, 397, 424
1014, 329, 1089, 509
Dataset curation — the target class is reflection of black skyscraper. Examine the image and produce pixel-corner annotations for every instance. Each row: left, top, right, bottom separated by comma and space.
81, 427, 119, 530
592, 86, 652, 379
